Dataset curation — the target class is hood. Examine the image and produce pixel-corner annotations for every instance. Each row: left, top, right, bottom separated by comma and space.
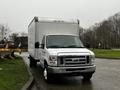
47, 48, 94, 56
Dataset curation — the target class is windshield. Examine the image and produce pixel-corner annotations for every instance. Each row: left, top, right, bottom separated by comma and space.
46, 35, 84, 48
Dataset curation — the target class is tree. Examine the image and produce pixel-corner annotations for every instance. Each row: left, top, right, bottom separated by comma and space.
80, 12, 120, 48
0, 24, 10, 42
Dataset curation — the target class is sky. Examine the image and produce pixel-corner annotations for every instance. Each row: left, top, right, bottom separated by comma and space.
0, 0, 120, 33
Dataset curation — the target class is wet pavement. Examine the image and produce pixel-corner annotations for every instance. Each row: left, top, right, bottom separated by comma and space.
21, 52, 120, 90
31, 84, 38, 90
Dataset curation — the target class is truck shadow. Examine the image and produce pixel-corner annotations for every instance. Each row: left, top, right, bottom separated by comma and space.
31, 64, 94, 90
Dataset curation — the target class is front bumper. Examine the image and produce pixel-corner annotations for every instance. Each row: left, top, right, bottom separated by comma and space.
47, 65, 96, 76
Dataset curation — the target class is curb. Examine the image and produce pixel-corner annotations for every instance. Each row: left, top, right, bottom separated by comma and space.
21, 57, 35, 90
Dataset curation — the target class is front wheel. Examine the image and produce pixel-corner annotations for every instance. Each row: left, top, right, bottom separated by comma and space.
43, 66, 52, 82
83, 74, 93, 81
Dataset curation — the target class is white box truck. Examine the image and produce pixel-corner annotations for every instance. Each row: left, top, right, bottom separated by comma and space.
28, 17, 96, 81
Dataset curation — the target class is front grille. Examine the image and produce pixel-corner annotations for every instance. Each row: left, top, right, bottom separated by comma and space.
57, 56, 90, 66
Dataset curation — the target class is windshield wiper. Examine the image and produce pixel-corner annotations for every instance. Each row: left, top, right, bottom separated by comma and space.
65, 45, 85, 48
47, 45, 63, 48
47, 45, 85, 48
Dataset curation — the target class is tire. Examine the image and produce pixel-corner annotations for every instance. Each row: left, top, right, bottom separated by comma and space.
43, 64, 51, 82
83, 74, 92, 81
29, 56, 37, 67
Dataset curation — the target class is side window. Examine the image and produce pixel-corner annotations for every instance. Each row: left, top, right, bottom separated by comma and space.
41, 36, 45, 44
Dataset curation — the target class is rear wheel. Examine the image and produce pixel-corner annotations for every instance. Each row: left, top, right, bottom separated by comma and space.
29, 56, 37, 67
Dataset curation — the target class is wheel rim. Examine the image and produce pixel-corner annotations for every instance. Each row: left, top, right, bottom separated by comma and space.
43, 68, 47, 80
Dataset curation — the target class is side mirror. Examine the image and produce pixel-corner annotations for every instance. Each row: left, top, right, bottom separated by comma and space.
41, 44, 44, 49
35, 42, 40, 48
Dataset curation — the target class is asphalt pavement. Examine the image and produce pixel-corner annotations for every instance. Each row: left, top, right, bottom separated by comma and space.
21, 52, 120, 90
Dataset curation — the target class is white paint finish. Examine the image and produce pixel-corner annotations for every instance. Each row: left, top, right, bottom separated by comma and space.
28, 18, 79, 59
47, 48, 94, 56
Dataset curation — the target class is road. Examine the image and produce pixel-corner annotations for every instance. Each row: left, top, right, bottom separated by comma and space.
21, 52, 120, 90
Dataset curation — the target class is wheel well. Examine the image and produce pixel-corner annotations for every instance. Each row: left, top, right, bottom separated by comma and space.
44, 60, 48, 67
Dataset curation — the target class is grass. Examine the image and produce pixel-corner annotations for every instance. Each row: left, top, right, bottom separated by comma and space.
0, 56, 29, 90
91, 49, 120, 59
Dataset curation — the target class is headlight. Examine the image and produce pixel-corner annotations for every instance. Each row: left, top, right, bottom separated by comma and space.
90, 55, 95, 64
49, 56, 57, 65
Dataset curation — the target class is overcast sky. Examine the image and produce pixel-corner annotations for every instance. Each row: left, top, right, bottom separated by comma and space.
0, 0, 120, 33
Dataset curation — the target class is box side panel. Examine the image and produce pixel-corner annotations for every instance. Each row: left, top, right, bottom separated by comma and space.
28, 20, 36, 58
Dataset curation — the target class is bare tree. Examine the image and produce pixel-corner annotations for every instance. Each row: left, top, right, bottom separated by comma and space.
80, 12, 120, 49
